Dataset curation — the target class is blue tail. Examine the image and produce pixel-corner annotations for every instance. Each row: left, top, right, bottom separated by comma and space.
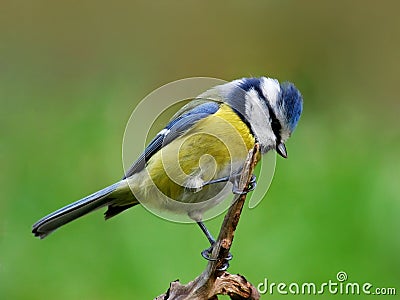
32, 183, 119, 239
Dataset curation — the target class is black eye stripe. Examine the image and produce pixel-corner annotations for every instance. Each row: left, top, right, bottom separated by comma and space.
238, 78, 282, 144
252, 87, 282, 144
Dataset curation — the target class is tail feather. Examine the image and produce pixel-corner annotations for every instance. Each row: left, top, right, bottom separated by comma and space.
104, 203, 138, 220
32, 182, 120, 239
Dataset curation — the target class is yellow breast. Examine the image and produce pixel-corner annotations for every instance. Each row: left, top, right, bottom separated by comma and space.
143, 104, 255, 200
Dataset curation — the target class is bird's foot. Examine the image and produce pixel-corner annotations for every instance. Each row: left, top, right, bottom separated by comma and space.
202, 174, 257, 195
232, 174, 257, 194
201, 244, 233, 271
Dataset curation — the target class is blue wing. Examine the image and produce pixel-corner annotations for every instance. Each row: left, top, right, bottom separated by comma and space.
123, 101, 220, 178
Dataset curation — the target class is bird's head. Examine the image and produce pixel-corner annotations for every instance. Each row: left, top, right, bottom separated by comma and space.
221, 77, 303, 157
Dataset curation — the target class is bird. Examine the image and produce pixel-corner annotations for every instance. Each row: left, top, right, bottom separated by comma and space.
32, 77, 303, 268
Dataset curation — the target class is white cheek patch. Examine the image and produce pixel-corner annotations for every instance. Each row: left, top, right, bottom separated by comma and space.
244, 88, 275, 152
260, 77, 296, 144
260, 78, 281, 108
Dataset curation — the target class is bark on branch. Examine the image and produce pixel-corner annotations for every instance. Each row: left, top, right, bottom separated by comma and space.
156, 144, 261, 300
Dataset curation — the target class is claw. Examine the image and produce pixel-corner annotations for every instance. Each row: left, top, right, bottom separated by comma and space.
201, 245, 233, 271
232, 174, 257, 194
225, 252, 233, 261
217, 261, 230, 271
248, 174, 257, 191
201, 246, 218, 261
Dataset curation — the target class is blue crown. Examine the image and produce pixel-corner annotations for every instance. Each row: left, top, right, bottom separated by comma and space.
279, 81, 303, 132
237, 77, 303, 133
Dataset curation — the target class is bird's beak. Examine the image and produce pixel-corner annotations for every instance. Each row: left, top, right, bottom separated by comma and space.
276, 143, 287, 158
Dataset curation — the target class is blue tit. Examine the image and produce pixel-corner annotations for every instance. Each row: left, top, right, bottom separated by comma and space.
32, 77, 303, 261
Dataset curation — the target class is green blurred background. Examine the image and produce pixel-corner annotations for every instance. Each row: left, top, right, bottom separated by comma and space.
1, 1, 399, 299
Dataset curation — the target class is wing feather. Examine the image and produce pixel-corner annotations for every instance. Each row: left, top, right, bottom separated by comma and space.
123, 101, 220, 178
